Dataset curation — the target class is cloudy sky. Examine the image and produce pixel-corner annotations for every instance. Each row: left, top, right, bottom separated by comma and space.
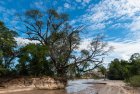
0, 0, 140, 64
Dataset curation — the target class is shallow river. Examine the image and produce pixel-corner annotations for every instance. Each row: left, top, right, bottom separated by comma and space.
7, 79, 97, 94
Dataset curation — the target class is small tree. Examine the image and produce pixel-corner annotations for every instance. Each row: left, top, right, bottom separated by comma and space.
99, 66, 107, 80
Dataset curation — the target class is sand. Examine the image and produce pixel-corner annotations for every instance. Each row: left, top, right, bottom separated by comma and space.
95, 80, 140, 94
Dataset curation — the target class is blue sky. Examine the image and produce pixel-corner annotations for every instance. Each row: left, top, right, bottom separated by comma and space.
1, 0, 140, 64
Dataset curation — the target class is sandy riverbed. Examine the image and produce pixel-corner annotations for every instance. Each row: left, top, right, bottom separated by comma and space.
0, 79, 139, 94
70, 80, 140, 94
94, 80, 140, 94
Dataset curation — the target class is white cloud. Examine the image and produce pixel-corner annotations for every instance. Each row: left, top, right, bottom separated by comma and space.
87, 11, 108, 24
100, 40, 140, 65
130, 21, 140, 31
109, 41, 140, 60
64, 3, 71, 8
15, 37, 39, 46
79, 38, 91, 50
79, 0, 140, 32
79, 38, 140, 64
129, 16, 140, 32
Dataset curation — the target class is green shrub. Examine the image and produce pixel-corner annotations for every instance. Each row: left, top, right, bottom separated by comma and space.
129, 75, 140, 87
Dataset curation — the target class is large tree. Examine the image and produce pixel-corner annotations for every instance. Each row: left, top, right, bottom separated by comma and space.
0, 21, 17, 76
18, 9, 110, 77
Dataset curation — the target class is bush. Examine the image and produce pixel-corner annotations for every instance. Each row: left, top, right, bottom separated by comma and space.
129, 75, 140, 87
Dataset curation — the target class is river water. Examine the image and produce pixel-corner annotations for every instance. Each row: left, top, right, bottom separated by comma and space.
7, 79, 97, 94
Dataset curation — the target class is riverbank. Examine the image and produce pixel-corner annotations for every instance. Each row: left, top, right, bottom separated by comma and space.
0, 76, 67, 91
0, 79, 139, 94
0, 76, 67, 94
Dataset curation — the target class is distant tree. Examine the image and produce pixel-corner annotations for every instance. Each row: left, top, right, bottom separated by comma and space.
127, 53, 140, 86
129, 53, 140, 75
0, 21, 18, 76
18, 9, 111, 77
98, 66, 107, 80
107, 59, 130, 80
130, 53, 140, 61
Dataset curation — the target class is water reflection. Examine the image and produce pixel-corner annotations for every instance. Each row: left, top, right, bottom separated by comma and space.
7, 79, 96, 94
66, 79, 94, 93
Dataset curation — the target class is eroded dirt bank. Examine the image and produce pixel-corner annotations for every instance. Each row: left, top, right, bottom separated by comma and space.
0, 76, 67, 92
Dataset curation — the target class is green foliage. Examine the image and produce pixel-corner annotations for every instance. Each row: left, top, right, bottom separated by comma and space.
107, 59, 130, 80
129, 53, 140, 76
0, 65, 7, 76
16, 44, 54, 76
108, 53, 140, 81
98, 66, 107, 80
99, 66, 107, 75
0, 21, 17, 76
129, 75, 140, 87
